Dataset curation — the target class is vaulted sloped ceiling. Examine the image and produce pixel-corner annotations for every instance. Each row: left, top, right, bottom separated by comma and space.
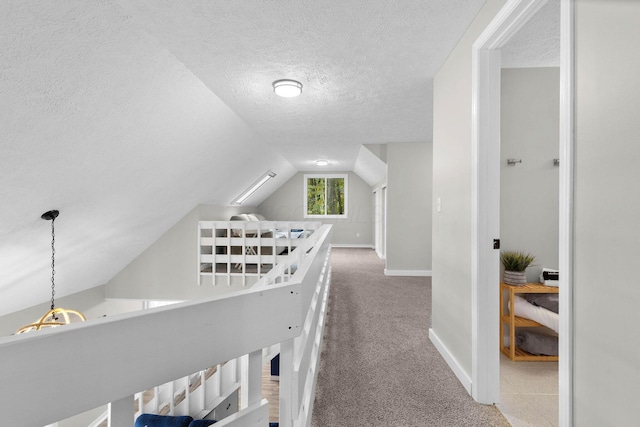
115, 0, 486, 170
0, 0, 486, 316
0, 0, 296, 316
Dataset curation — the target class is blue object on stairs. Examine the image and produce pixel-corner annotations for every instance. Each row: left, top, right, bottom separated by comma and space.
135, 414, 193, 427
270, 354, 280, 376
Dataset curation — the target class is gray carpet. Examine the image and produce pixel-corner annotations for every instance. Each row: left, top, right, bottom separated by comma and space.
311, 248, 510, 427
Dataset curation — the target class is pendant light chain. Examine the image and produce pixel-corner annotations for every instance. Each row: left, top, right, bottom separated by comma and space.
50, 215, 56, 314
14, 209, 86, 334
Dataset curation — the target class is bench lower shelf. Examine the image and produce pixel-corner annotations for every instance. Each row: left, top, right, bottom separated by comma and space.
500, 282, 559, 362
500, 344, 558, 362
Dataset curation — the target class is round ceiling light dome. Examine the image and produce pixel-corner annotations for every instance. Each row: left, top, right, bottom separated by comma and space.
273, 79, 303, 98
316, 159, 329, 166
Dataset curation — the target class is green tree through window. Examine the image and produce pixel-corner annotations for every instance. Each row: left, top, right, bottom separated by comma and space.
307, 177, 326, 215
305, 175, 347, 217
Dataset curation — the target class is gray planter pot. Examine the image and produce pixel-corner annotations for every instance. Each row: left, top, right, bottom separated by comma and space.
504, 270, 527, 285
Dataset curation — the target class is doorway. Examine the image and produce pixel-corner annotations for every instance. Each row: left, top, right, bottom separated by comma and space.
499, 61, 560, 426
471, 0, 573, 426
374, 185, 387, 259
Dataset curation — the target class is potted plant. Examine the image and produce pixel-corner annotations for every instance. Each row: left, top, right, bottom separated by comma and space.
500, 250, 535, 285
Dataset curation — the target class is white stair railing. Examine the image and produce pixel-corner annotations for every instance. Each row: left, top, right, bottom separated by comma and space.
280, 240, 331, 427
0, 224, 332, 427
132, 360, 240, 421
251, 221, 332, 427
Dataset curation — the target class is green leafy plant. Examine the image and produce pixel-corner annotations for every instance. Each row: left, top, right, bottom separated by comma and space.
500, 250, 535, 272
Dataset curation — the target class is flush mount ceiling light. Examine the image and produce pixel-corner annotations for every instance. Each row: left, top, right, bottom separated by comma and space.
273, 79, 302, 98
232, 171, 277, 205
16, 210, 86, 334
316, 160, 329, 166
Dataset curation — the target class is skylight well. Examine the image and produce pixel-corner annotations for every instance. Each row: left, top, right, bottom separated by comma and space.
232, 171, 277, 205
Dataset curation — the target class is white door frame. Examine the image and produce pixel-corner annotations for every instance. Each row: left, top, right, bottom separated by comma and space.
382, 185, 387, 259
471, 0, 574, 425
373, 183, 388, 260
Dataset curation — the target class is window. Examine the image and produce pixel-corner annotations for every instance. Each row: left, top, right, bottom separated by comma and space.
304, 174, 348, 218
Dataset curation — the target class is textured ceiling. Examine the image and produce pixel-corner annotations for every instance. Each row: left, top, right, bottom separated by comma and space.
0, 0, 295, 316
117, 0, 487, 169
0, 0, 487, 316
502, 0, 560, 68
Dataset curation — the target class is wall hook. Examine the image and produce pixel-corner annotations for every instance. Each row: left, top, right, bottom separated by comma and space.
507, 159, 522, 166
553, 158, 560, 166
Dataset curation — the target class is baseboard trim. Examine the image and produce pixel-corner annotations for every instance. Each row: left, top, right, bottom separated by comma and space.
429, 328, 472, 395
384, 269, 432, 277
331, 244, 374, 249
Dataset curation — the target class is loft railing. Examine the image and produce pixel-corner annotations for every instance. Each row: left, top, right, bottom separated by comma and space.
0, 224, 332, 427
198, 220, 322, 287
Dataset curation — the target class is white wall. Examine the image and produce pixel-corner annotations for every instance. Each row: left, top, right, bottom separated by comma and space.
384, 143, 432, 273
258, 171, 374, 246
431, 0, 508, 376
432, 1, 640, 424
104, 204, 255, 300
500, 67, 559, 282
573, 2, 640, 425
364, 143, 387, 163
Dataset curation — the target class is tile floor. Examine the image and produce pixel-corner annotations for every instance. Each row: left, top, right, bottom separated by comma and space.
497, 354, 558, 426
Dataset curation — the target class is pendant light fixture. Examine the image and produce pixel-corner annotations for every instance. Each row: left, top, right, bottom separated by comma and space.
15, 210, 86, 334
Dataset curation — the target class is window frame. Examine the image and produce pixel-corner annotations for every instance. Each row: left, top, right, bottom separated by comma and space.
303, 173, 348, 219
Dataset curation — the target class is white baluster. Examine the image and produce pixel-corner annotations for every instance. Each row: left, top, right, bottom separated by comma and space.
279, 339, 295, 427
